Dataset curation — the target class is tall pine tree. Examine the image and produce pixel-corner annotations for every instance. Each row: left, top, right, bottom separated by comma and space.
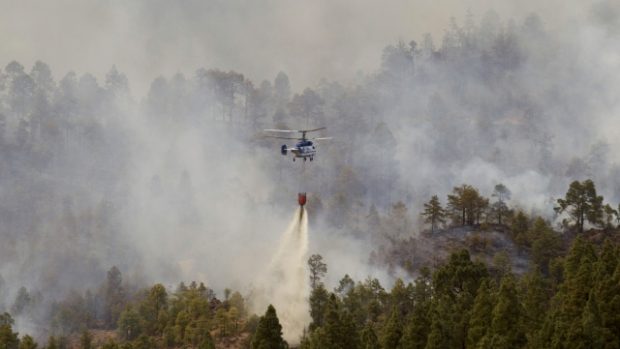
251, 305, 287, 349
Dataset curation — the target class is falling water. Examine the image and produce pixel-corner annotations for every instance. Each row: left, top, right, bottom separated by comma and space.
250, 207, 310, 344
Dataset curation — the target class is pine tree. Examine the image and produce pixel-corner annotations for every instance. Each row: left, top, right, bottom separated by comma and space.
388, 278, 413, 316
592, 241, 620, 344
309, 294, 359, 349
421, 195, 445, 232
486, 275, 525, 348
466, 279, 494, 348
334, 274, 355, 299
118, 306, 142, 340
380, 307, 402, 349
339, 311, 360, 349
447, 184, 488, 226
308, 254, 328, 290
104, 266, 126, 328
431, 249, 488, 348
400, 268, 432, 349
491, 183, 511, 225
309, 284, 329, 331
542, 237, 598, 348
19, 335, 37, 349
555, 179, 604, 233
80, 330, 92, 349
520, 268, 550, 343
144, 283, 168, 334
0, 322, 19, 349
424, 296, 456, 349
251, 305, 287, 349
529, 217, 563, 273
601, 204, 617, 230
198, 336, 215, 349
359, 324, 380, 349
511, 210, 530, 246
570, 292, 608, 349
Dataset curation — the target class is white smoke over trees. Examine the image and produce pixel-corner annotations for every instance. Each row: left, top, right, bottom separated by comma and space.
0, 0, 619, 342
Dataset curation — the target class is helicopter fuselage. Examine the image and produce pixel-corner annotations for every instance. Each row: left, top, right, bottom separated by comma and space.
282, 140, 316, 161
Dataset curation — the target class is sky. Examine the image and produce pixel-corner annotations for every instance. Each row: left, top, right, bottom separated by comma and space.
0, 0, 608, 96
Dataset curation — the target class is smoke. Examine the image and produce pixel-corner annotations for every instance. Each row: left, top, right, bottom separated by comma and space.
0, 0, 620, 341
0, 0, 609, 96
249, 207, 310, 344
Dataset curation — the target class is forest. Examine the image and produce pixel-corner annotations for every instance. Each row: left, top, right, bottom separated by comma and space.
1, 5, 620, 349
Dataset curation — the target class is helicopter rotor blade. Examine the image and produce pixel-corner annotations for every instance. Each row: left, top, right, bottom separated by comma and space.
302, 127, 326, 133
264, 129, 298, 133
264, 127, 326, 134
264, 136, 302, 140
311, 137, 332, 140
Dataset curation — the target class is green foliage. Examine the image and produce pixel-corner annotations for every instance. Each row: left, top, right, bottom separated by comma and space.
0, 322, 19, 349
602, 204, 618, 230
309, 284, 329, 331
510, 210, 530, 246
306, 294, 359, 349
105, 266, 126, 329
359, 324, 380, 349
491, 183, 511, 225
555, 179, 604, 233
79, 330, 92, 349
425, 295, 457, 349
50, 290, 94, 335
251, 305, 287, 349
433, 249, 488, 300
592, 241, 620, 345
467, 279, 494, 348
430, 249, 488, 348
118, 306, 143, 341
538, 237, 601, 347
491, 251, 512, 279
447, 184, 489, 226
379, 307, 402, 349
0, 313, 14, 326
228, 291, 246, 318
520, 268, 550, 343
131, 334, 155, 349
214, 307, 230, 337
100, 340, 119, 349
529, 217, 563, 273
422, 195, 446, 232
334, 274, 355, 299
4, 219, 620, 349
399, 268, 431, 349
19, 335, 37, 349
486, 275, 525, 348
136, 283, 168, 336
308, 254, 328, 290
387, 279, 412, 317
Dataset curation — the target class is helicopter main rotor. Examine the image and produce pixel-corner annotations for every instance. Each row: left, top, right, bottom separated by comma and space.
263, 127, 326, 141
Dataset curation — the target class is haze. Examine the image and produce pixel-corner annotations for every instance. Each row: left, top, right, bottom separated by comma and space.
1, 0, 620, 342
0, 0, 607, 96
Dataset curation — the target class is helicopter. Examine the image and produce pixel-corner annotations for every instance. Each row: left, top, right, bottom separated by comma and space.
264, 127, 331, 162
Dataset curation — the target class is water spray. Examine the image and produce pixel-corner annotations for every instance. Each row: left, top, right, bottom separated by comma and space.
250, 207, 310, 344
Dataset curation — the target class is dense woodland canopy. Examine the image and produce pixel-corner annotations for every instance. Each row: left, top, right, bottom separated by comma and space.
1, 9, 620, 349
